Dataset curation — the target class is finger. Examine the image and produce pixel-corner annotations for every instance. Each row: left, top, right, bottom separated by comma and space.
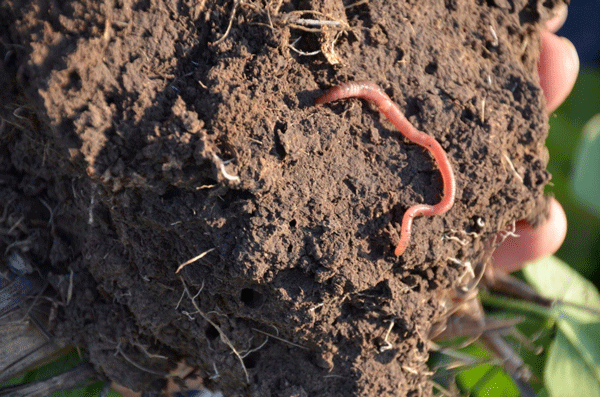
110, 383, 141, 397
538, 31, 579, 113
545, 3, 568, 33
492, 198, 567, 273
164, 361, 204, 394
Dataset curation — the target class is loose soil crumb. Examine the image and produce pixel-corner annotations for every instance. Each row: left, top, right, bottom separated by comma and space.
1, 0, 564, 395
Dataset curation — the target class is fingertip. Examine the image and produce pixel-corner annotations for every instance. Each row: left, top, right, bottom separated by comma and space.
111, 383, 142, 397
541, 197, 568, 255
492, 198, 567, 273
538, 31, 579, 112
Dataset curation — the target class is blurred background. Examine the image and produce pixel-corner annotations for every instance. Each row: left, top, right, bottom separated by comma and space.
544, 0, 600, 288
560, 0, 600, 66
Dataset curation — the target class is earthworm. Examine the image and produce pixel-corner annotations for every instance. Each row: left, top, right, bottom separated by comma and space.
316, 81, 456, 256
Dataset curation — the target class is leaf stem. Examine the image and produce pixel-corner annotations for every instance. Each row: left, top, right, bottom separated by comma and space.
479, 291, 557, 319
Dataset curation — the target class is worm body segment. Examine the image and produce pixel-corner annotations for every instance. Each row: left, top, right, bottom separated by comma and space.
316, 81, 456, 256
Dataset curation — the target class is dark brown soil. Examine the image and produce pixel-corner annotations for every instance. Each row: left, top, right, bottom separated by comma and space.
1, 0, 563, 395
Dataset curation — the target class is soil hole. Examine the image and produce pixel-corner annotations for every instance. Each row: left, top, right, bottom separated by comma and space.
273, 122, 287, 160
445, 0, 458, 11
66, 70, 82, 91
243, 351, 260, 369
240, 288, 264, 309
404, 97, 421, 118
395, 49, 405, 63
205, 325, 220, 340
461, 108, 475, 123
424, 62, 438, 75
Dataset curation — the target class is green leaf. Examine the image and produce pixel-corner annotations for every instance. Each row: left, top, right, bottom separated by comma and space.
456, 360, 520, 397
545, 332, 600, 397
523, 256, 600, 312
537, 387, 550, 397
523, 256, 600, 397
572, 113, 600, 218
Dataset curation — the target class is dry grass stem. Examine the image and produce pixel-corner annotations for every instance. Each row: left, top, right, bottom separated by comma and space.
211, 0, 242, 46
251, 327, 309, 350
179, 277, 249, 382
503, 153, 524, 183
116, 344, 170, 377
176, 248, 216, 273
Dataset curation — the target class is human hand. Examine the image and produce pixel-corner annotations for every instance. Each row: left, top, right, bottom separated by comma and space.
110, 360, 204, 397
492, 4, 577, 273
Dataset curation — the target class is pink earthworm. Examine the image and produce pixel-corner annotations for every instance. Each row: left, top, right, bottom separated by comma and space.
316, 81, 456, 256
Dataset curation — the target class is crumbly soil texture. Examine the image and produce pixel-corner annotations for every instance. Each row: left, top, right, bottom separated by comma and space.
1, 0, 563, 395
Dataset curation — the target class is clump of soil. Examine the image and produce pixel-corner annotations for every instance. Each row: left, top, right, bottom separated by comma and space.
1, 0, 563, 395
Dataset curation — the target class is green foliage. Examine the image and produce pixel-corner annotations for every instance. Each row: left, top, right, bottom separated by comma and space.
454, 349, 520, 397
430, 339, 522, 397
544, 333, 600, 397
523, 256, 600, 397
433, 255, 600, 397
572, 114, 600, 217
0, 350, 80, 388
0, 350, 120, 397
545, 68, 600, 281
553, 68, 600, 127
